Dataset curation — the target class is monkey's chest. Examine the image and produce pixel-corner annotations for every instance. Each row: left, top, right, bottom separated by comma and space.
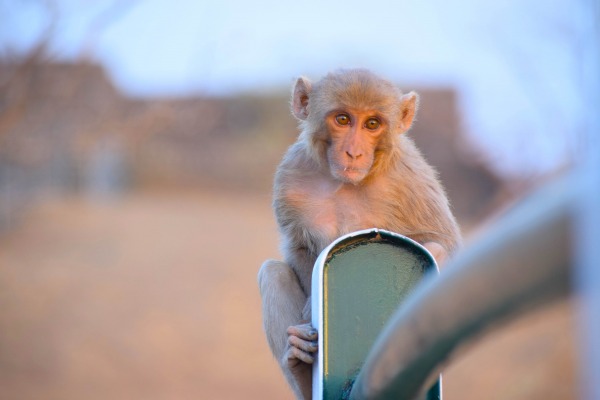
296, 188, 379, 246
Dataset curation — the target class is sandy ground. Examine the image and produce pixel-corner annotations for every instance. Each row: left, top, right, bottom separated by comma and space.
0, 190, 579, 399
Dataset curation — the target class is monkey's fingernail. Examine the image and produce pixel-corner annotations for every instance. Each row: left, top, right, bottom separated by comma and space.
309, 329, 317, 336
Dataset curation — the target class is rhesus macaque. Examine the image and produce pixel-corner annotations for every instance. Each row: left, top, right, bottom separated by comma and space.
258, 69, 461, 399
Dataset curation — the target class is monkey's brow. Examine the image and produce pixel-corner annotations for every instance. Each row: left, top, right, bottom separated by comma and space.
325, 108, 386, 119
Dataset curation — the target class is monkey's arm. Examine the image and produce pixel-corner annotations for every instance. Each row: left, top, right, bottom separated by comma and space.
258, 256, 318, 400
423, 241, 449, 266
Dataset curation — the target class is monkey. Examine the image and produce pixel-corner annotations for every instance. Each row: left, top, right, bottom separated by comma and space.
258, 69, 461, 399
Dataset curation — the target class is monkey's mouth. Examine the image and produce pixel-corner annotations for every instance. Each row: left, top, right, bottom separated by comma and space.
333, 165, 369, 184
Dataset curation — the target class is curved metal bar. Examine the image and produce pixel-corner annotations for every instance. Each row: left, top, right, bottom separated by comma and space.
350, 177, 575, 400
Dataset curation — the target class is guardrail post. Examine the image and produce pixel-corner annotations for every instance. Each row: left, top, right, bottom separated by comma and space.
311, 228, 441, 400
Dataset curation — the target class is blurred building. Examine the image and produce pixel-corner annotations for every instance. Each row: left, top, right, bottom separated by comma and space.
0, 62, 508, 231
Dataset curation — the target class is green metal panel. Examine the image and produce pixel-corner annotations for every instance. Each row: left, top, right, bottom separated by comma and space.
312, 229, 441, 400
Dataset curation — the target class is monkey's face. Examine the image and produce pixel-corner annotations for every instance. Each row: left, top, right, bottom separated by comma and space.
291, 70, 419, 185
324, 108, 386, 185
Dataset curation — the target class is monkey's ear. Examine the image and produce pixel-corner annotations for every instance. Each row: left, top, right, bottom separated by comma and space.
399, 91, 419, 132
291, 77, 312, 120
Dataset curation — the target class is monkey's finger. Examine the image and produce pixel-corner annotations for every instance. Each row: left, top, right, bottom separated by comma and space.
287, 323, 318, 341
287, 346, 315, 365
288, 335, 318, 353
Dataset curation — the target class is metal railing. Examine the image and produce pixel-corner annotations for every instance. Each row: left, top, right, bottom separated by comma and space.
349, 175, 577, 399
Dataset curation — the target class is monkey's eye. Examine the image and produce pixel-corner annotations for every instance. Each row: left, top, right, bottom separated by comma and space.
335, 114, 350, 126
365, 118, 381, 130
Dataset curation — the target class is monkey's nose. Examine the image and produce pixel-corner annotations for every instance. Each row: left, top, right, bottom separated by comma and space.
346, 151, 362, 160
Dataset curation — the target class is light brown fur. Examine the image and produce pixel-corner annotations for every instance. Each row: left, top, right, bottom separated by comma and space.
258, 69, 461, 399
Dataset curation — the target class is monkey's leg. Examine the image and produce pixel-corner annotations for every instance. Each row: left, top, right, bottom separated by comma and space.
258, 260, 317, 399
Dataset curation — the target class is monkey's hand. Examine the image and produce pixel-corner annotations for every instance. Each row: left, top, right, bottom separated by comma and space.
283, 323, 317, 399
424, 241, 448, 266
285, 323, 318, 368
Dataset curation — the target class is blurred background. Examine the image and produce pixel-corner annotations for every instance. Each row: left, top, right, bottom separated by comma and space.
0, 0, 596, 399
